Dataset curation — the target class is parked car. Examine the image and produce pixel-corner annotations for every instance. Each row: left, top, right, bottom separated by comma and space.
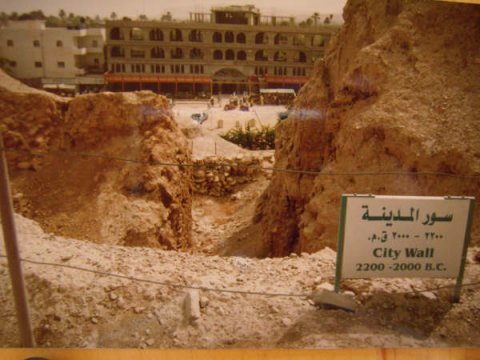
191, 112, 208, 124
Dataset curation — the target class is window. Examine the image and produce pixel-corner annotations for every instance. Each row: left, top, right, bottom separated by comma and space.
190, 48, 203, 60
171, 48, 183, 59
171, 64, 185, 74
151, 47, 165, 59
170, 29, 183, 42
274, 33, 289, 45
130, 28, 144, 41
92, 40, 98, 47
131, 64, 145, 73
7, 40, 13, 46
295, 51, 307, 63
293, 34, 306, 46
188, 30, 202, 42
111, 46, 125, 58
34, 61, 42, 68
236, 33, 246, 43
131, 49, 145, 58
255, 32, 267, 44
151, 64, 165, 73
225, 31, 234, 43
56, 40, 63, 47
293, 67, 306, 76
10, 61, 16, 67
94, 58, 99, 65
190, 64, 203, 74
110, 27, 124, 40
57, 61, 65, 68
237, 50, 247, 61
213, 50, 223, 60
225, 49, 234, 60
114, 63, 124, 73
274, 51, 287, 62
149, 29, 163, 41
212, 32, 222, 43
190, 65, 204, 74
255, 50, 268, 62
33, 40, 40, 47
254, 66, 268, 76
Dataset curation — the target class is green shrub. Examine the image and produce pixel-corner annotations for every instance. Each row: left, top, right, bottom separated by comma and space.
220, 125, 275, 150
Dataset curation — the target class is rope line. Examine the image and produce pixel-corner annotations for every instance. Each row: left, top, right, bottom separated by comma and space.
0, 254, 307, 298
2, 147, 480, 179
1, 254, 479, 298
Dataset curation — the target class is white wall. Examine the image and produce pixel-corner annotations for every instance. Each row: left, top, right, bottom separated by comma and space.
0, 21, 105, 79
0, 21, 45, 78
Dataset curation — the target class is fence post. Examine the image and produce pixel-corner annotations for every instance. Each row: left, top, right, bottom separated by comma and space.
0, 133, 35, 347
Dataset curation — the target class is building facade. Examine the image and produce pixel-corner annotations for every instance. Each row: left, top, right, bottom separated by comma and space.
105, 5, 338, 97
0, 20, 105, 93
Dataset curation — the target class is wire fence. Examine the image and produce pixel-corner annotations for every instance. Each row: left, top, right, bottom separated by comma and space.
2, 146, 480, 179
0, 144, 479, 300
0, 253, 479, 299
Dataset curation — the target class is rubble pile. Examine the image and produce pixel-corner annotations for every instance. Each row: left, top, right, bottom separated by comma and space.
1, 215, 479, 348
0, 72, 192, 249
0, 72, 67, 170
192, 154, 273, 196
256, 0, 480, 256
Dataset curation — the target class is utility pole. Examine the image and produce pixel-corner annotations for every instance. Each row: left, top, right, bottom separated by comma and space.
0, 133, 35, 347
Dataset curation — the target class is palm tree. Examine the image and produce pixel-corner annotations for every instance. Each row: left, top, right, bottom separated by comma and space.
59, 9, 66, 19
312, 12, 319, 26
324, 14, 334, 24
110, 12, 117, 20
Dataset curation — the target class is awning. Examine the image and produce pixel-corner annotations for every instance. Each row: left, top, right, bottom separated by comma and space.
263, 75, 308, 84
260, 88, 296, 94
42, 84, 76, 90
104, 73, 213, 84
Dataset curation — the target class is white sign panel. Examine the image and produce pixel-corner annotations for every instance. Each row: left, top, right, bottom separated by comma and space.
338, 195, 474, 279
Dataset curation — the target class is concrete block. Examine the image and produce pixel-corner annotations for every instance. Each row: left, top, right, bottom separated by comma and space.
310, 289, 357, 312
184, 289, 201, 324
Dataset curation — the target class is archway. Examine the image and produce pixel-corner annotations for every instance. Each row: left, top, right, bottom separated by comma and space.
212, 68, 247, 95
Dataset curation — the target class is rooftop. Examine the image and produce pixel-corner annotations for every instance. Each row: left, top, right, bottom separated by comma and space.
211, 5, 260, 13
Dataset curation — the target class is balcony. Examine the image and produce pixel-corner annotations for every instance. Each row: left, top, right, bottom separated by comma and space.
85, 46, 104, 54
72, 47, 87, 55
74, 67, 86, 76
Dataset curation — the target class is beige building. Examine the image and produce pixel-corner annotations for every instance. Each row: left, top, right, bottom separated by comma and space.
105, 5, 338, 97
0, 20, 105, 93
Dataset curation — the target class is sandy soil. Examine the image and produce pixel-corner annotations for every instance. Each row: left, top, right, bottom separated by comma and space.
173, 98, 286, 134
2, 93, 479, 349
191, 175, 271, 257
1, 215, 479, 349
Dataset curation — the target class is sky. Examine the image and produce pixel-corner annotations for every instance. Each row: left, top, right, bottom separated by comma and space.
0, 0, 347, 20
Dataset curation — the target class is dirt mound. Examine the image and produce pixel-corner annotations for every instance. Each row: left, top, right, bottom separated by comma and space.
1, 75, 191, 249
256, 0, 480, 256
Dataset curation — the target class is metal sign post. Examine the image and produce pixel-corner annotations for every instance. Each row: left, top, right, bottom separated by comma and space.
0, 133, 35, 347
